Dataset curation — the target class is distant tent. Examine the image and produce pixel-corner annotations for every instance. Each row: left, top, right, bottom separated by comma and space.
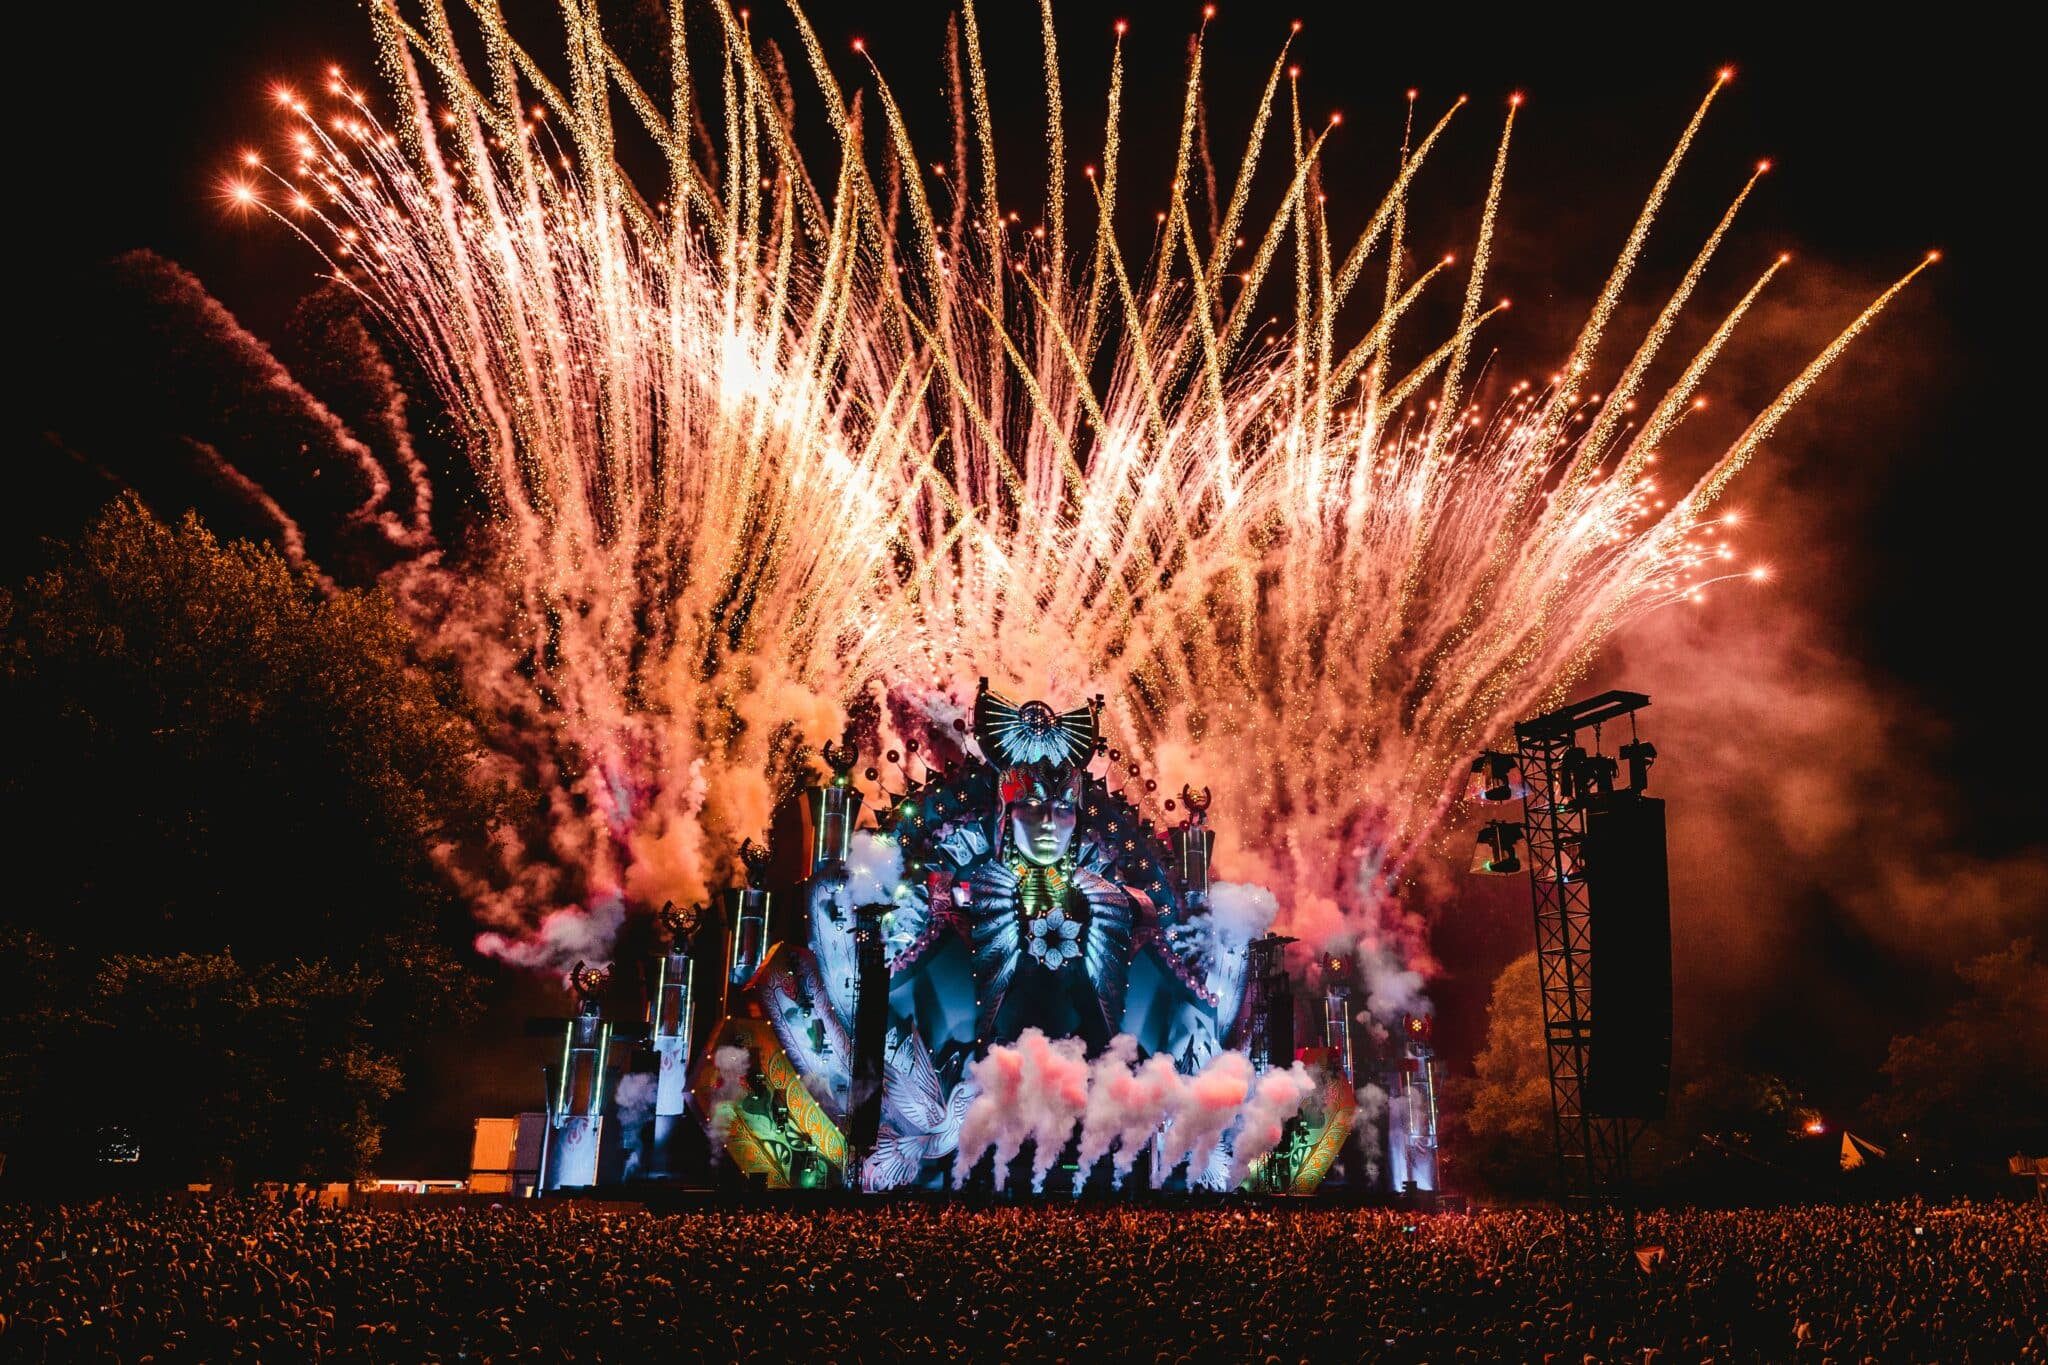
1840, 1132, 1887, 1170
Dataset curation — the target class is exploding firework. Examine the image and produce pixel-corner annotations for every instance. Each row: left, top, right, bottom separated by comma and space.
237, 3, 1928, 988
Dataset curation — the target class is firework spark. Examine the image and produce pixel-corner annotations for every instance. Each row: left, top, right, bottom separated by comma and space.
243, 2, 1927, 984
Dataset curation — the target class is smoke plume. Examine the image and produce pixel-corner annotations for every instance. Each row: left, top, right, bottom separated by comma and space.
703, 1044, 751, 1154
844, 831, 907, 908
1072, 1035, 1186, 1191
474, 896, 627, 974
953, 1032, 1327, 1192
951, 1029, 1092, 1192
613, 1071, 658, 1179
1154, 1051, 1254, 1188
1227, 1062, 1319, 1186
1206, 882, 1280, 943
1353, 1083, 1390, 1185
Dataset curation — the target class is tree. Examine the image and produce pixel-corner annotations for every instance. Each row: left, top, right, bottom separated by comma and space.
0, 496, 499, 1181
1877, 937, 2048, 1168
1454, 952, 1554, 1194
1447, 953, 1824, 1197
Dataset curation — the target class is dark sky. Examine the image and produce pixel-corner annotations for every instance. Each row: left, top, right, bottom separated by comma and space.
17, 2, 2039, 1167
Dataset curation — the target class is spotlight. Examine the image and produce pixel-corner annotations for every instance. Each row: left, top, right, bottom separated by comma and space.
1620, 738, 1657, 793
1467, 751, 1523, 803
1469, 821, 1525, 875
1561, 747, 1617, 806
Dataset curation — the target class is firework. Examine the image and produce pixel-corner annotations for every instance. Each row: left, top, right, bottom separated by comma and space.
240, 3, 1927, 984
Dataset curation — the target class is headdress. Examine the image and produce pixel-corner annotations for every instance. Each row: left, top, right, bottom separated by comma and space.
973, 678, 1102, 770
997, 758, 1085, 807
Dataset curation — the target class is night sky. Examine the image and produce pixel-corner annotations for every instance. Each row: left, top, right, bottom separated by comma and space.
17, 1, 2037, 1169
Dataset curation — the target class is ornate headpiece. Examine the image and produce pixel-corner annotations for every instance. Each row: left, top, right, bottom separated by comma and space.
737, 838, 772, 889
657, 900, 701, 944
569, 961, 609, 1002
820, 734, 859, 780
997, 759, 1085, 807
973, 678, 1102, 771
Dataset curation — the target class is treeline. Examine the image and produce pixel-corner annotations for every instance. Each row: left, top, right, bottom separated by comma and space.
1446, 942, 2048, 1197
0, 497, 501, 1185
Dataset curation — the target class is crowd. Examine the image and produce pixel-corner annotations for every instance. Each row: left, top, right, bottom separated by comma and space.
1, 1196, 2039, 1362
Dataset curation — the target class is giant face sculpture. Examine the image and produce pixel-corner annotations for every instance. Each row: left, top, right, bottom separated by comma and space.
1005, 764, 1081, 866
741, 678, 1253, 1191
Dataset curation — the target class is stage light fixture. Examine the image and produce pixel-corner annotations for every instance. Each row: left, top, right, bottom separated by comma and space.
1620, 739, 1657, 792
1469, 821, 1526, 875
1467, 751, 1523, 803
1561, 747, 1618, 806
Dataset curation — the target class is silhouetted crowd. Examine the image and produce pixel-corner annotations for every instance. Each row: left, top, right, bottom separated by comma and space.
2, 1196, 2040, 1362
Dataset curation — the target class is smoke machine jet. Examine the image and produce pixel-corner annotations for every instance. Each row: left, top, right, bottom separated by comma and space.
661, 680, 1355, 1192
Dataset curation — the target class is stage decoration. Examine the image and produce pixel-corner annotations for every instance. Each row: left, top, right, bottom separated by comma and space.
975, 690, 1103, 771
1266, 1050, 1361, 1194
687, 680, 1266, 1189
692, 1015, 847, 1189
1028, 910, 1083, 970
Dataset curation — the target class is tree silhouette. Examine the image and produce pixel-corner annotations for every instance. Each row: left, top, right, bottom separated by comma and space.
0, 496, 500, 1181
1878, 937, 2048, 1169
1453, 952, 1553, 1194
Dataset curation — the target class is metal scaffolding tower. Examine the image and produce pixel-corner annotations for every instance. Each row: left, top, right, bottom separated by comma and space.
1244, 933, 1298, 1074
1514, 690, 1648, 1219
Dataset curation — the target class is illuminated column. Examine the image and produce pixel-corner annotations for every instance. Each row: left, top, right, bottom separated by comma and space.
1385, 1014, 1439, 1194
1171, 785, 1215, 905
1322, 954, 1356, 1084
804, 738, 865, 875
649, 903, 700, 1167
725, 839, 773, 987
1244, 933, 1298, 1073
1412, 1051, 1441, 1190
543, 964, 614, 1191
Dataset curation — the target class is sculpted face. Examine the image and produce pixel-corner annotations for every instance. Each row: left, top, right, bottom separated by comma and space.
1008, 772, 1080, 866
